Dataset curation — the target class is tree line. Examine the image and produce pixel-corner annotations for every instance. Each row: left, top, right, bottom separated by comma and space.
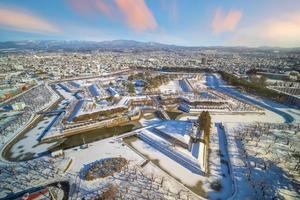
197, 111, 211, 175
218, 71, 288, 104
198, 111, 211, 144
127, 72, 169, 93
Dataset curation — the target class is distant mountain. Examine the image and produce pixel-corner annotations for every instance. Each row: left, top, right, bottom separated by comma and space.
0, 40, 180, 52
0, 40, 299, 52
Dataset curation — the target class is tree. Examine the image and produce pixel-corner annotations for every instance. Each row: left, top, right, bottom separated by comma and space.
258, 76, 267, 87
98, 183, 118, 199
218, 71, 287, 104
198, 111, 211, 136
127, 82, 135, 94
21, 85, 28, 91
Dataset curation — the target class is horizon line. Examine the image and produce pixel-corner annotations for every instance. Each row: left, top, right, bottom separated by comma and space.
0, 39, 300, 49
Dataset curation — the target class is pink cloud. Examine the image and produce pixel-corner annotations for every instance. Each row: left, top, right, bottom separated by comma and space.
264, 14, 300, 40
212, 8, 242, 34
229, 12, 300, 47
95, 0, 114, 19
68, 0, 115, 18
67, 0, 157, 32
67, 0, 94, 15
0, 7, 60, 33
114, 0, 158, 32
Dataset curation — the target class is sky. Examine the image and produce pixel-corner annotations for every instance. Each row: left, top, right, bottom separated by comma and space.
0, 0, 300, 47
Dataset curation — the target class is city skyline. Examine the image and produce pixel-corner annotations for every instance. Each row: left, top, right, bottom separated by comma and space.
0, 0, 300, 47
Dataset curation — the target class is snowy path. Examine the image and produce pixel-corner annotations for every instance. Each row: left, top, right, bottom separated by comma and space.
208, 123, 234, 199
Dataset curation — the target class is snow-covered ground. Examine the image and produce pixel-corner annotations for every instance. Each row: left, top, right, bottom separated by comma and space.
205, 74, 296, 123
226, 123, 300, 199
0, 84, 60, 160
63, 137, 144, 173
60, 136, 203, 199
139, 117, 162, 126
139, 128, 203, 171
159, 80, 181, 94
3, 99, 67, 161
176, 91, 299, 200
179, 110, 285, 124
8, 115, 58, 160
154, 120, 192, 145
207, 123, 233, 199
55, 85, 75, 101
129, 136, 205, 187
1, 135, 204, 199
0, 156, 70, 199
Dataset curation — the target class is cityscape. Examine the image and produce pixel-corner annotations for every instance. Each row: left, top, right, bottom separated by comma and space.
0, 1, 300, 200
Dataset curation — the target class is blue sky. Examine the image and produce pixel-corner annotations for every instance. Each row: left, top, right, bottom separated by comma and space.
0, 0, 299, 47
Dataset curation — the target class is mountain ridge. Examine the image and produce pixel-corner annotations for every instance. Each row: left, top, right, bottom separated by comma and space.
0, 40, 299, 52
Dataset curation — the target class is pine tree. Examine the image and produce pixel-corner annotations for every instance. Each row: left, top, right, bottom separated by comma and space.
198, 111, 211, 144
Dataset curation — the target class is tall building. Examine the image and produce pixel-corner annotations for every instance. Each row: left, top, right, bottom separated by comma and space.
201, 57, 207, 65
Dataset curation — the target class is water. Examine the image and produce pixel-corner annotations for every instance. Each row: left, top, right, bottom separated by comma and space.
51, 123, 140, 151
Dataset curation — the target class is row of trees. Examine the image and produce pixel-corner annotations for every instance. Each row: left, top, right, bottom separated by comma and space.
128, 72, 151, 81
73, 107, 127, 122
144, 75, 169, 91
131, 66, 213, 73
127, 73, 169, 94
249, 75, 267, 87
198, 111, 211, 144
197, 111, 211, 175
126, 82, 135, 94
218, 71, 287, 103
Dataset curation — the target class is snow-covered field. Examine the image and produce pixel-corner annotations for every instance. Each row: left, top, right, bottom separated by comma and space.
55, 85, 75, 100
0, 156, 70, 199
226, 123, 300, 199
159, 80, 181, 94
0, 84, 60, 161
154, 120, 192, 145
179, 110, 285, 124
8, 115, 58, 160
203, 123, 234, 200
129, 136, 205, 188
3, 99, 67, 161
61, 136, 204, 199
63, 137, 144, 173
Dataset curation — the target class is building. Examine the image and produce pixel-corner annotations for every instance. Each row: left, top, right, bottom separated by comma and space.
201, 57, 207, 65
178, 102, 190, 113
107, 87, 119, 97
12, 102, 26, 111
